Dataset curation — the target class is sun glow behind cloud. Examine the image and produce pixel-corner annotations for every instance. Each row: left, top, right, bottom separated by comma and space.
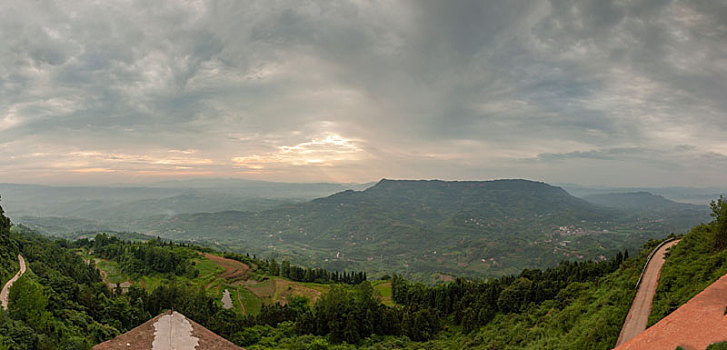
232, 134, 367, 170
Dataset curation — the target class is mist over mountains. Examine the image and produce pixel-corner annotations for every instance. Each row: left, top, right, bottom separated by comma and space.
2, 178, 712, 281
0, 180, 372, 220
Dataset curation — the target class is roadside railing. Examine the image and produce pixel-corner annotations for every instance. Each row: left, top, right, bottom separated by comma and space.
634, 238, 676, 289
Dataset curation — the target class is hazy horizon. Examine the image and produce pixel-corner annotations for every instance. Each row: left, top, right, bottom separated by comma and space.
2, 1, 726, 187
2, 177, 726, 194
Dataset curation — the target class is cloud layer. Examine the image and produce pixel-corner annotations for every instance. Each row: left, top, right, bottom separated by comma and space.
1, 0, 726, 186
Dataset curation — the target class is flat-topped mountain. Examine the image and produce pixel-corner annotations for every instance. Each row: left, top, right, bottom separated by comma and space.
133, 179, 674, 280
12, 179, 709, 281
317, 179, 601, 217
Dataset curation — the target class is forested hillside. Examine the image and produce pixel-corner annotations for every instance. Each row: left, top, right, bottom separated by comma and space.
136, 179, 698, 281
582, 192, 709, 231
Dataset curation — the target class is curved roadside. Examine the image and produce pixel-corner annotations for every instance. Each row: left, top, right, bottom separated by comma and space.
1, 254, 27, 310
615, 240, 679, 346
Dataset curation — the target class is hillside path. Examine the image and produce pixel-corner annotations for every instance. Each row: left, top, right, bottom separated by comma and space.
1, 254, 27, 310
615, 240, 679, 346
614, 272, 727, 350
236, 289, 246, 315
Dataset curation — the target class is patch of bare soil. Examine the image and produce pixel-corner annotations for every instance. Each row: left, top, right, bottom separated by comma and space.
203, 253, 250, 280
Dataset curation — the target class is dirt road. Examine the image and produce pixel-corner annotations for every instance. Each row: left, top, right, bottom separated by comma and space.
615, 240, 679, 346
1, 255, 27, 310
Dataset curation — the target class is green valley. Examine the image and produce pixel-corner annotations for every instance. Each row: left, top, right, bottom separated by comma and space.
127, 179, 709, 281
1, 195, 726, 349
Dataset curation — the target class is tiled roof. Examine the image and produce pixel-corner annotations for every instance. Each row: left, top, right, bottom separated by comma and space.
93, 311, 243, 350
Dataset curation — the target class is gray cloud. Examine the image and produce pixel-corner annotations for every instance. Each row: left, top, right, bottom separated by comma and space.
0, 0, 726, 186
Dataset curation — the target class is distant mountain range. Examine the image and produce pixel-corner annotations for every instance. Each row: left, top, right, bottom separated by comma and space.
0, 180, 371, 221
5, 179, 712, 282
123, 179, 708, 280
583, 191, 706, 212
561, 183, 727, 205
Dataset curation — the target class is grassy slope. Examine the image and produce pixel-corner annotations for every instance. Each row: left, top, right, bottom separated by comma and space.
372, 280, 394, 306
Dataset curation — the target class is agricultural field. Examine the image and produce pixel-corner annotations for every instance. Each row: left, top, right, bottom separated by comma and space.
372, 280, 393, 306
85, 248, 333, 316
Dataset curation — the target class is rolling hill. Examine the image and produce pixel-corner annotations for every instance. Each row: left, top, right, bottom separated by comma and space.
583, 191, 706, 212
9, 179, 710, 281
2, 195, 726, 349
132, 179, 701, 280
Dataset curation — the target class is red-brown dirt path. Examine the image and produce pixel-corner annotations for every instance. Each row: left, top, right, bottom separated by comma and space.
202, 253, 250, 280
614, 273, 727, 350
616, 240, 679, 346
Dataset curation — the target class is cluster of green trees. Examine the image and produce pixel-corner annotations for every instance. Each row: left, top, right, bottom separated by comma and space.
0, 198, 18, 286
297, 283, 408, 343
214, 282, 440, 346
74, 233, 198, 278
223, 251, 368, 285
710, 196, 727, 251
0, 211, 224, 349
276, 260, 367, 285
391, 250, 628, 332
0, 224, 122, 349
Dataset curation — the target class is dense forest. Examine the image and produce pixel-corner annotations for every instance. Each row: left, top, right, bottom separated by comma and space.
73, 234, 198, 278
1, 197, 726, 349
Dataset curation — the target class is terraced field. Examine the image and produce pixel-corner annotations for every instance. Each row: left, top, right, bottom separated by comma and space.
88, 249, 336, 316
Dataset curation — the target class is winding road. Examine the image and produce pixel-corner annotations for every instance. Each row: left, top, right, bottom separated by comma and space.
1, 254, 27, 310
615, 240, 679, 346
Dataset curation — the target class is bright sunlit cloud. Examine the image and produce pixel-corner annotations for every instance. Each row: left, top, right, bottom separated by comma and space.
232, 134, 367, 169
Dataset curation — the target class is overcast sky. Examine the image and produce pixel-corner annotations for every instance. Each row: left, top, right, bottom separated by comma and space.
1, 0, 726, 186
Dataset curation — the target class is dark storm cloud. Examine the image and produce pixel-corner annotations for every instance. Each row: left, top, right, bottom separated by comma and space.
0, 0, 726, 186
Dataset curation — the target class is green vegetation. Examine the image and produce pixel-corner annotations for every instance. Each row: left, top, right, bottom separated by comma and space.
95, 259, 130, 284
387, 249, 639, 349
710, 196, 727, 251
2, 194, 725, 349
75, 233, 198, 278
131, 180, 703, 282
707, 341, 727, 350
238, 288, 263, 315
0, 224, 127, 349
